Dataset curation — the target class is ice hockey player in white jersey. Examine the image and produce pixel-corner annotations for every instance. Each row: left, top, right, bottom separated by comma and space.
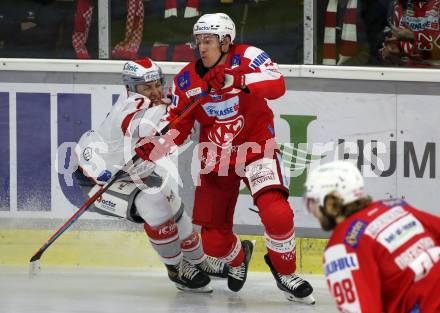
74, 57, 228, 293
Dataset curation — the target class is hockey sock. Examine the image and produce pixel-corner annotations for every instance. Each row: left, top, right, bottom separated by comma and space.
177, 212, 205, 264
256, 190, 296, 274
201, 227, 244, 267
144, 219, 181, 265
72, 0, 93, 59
181, 230, 205, 264
224, 235, 245, 267
264, 230, 296, 274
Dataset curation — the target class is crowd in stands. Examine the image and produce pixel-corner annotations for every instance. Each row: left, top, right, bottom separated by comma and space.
0, 0, 439, 67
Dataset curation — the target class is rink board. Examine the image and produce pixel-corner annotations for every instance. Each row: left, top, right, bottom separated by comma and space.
0, 63, 439, 273
0, 71, 439, 230
0, 230, 327, 274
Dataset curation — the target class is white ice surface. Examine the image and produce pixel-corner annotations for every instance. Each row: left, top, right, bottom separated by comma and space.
0, 268, 338, 313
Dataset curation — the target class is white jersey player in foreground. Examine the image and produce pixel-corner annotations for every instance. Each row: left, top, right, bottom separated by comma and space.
74, 57, 228, 293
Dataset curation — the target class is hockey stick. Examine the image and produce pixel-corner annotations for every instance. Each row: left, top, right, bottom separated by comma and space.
29, 92, 207, 277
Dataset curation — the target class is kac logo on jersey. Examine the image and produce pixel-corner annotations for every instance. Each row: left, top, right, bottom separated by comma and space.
208, 115, 245, 148
202, 96, 239, 120
177, 71, 190, 90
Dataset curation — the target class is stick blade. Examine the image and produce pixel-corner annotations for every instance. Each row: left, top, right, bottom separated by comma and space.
29, 259, 41, 279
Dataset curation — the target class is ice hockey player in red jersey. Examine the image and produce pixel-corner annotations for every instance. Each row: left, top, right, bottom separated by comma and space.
380, 0, 440, 67
304, 160, 440, 313
74, 57, 228, 293
135, 13, 315, 304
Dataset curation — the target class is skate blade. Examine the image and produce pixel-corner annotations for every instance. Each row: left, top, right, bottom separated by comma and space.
283, 293, 315, 305
175, 283, 213, 294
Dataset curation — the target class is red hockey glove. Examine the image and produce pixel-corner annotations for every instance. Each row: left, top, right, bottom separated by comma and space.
135, 129, 179, 162
203, 64, 245, 93
222, 67, 246, 93
203, 64, 226, 91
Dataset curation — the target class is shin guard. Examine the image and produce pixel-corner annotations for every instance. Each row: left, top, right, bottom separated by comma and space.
257, 190, 297, 274
201, 228, 244, 267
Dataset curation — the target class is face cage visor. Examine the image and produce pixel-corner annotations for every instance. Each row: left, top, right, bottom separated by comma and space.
123, 71, 165, 93
190, 33, 222, 50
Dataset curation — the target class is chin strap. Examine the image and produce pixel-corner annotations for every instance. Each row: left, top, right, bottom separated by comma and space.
210, 51, 226, 69
209, 39, 231, 69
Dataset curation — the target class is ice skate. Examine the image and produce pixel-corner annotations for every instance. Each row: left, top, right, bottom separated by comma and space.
264, 254, 315, 304
197, 256, 229, 278
227, 240, 255, 292
166, 258, 212, 293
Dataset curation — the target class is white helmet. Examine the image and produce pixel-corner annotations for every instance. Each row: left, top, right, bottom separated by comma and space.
193, 13, 236, 43
122, 57, 164, 93
304, 161, 366, 208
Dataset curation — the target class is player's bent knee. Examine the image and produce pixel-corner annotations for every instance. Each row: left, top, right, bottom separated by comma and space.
256, 190, 293, 236
135, 191, 173, 226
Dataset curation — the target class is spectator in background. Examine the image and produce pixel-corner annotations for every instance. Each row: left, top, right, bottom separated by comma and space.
363, 0, 391, 65
72, 0, 144, 60
0, 1, 14, 54
72, 0, 97, 59
111, 0, 143, 59
322, 0, 371, 65
144, 0, 303, 64
150, 0, 201, 62
380, 0, 440, 67
0, 0, 74, 58
164, 0, 200, 19
238, 0, 303, 65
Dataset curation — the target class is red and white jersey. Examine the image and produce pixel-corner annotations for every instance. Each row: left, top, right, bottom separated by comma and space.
324, 199, 440, 313
76, 91, 167, 184
391, 0, 440, 65
166, 44, 285, 172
